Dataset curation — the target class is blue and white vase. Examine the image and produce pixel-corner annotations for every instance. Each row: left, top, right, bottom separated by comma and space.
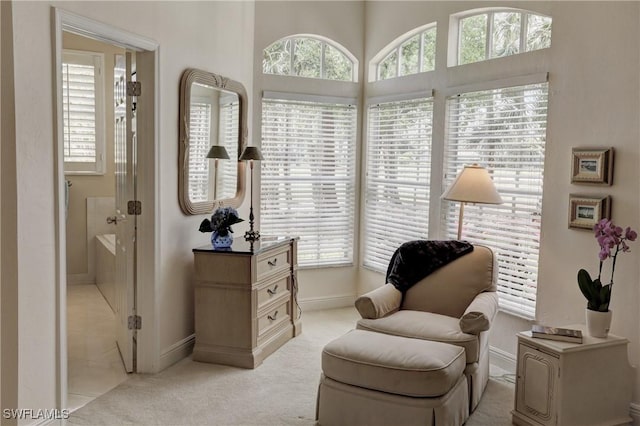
211, 230, 233, 249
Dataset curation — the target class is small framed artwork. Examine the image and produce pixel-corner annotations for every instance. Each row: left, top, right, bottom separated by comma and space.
568, 195, 611, 230
571, 147, 614, 185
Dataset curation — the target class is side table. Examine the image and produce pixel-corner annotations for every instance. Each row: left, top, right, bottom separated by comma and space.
512, 324, 632, 426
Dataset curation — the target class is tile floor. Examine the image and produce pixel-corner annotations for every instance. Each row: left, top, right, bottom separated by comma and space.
67, 285, 129, 412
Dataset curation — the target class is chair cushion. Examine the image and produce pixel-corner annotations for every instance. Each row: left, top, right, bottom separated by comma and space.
401, 245, 496, 318
357, 311, 480, 363
322, 329, 466, 398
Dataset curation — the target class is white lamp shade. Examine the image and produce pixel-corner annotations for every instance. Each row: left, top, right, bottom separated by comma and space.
442, 164, 503, 204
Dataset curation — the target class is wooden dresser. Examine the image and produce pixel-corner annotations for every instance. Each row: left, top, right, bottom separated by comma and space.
192, 237, 301, 368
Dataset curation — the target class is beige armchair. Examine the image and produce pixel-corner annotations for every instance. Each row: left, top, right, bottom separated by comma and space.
355, 244, 498, 412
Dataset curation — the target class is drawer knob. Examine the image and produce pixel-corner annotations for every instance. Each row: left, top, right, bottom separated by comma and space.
267, 285, 279, 296
268, 311, 279, 321
267, 258, 278, 267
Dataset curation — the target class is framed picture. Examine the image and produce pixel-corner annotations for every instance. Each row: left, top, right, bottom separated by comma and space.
571, 147, 614, 185
568, 195, 611, 230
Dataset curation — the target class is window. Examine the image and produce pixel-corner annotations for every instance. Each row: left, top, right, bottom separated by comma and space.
188, 91, 240, 203
457, 10, 551, 65
363, 96, 433, 271
62, 50, 105, 174
261, 95, 357, 267
443, 81, 549, 318
374, 24, 437, 81
263, 36, 356, 82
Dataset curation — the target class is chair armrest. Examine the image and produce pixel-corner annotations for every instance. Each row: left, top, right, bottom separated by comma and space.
355, 284, 402, 319
459, 291, 498, 335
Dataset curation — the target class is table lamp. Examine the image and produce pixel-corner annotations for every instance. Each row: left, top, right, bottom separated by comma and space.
441, 164, 502, 240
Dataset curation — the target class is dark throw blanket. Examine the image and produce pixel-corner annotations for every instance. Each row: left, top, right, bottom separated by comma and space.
385, 240, 474, 292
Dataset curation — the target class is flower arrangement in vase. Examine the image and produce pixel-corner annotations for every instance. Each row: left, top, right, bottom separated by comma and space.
199, 207, 244, 249
578, 219, 636, 337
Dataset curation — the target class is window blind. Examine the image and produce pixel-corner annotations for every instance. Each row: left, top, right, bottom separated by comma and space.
364, 97, 433, 272
188, 101, 212, 202
261, 97, 357, 267
443, 82, 548, 319
62, 51, 104, 173
217, 100, 240, 198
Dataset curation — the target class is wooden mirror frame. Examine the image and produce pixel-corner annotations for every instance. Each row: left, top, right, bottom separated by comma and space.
178, 68, 247, 215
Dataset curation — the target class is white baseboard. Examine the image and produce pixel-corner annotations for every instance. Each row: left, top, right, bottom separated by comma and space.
299, 295, 356, 311
159, 334, 195, 371
630, 402, 640, 424
489, 345, 516, 374
66, 273, 94, 285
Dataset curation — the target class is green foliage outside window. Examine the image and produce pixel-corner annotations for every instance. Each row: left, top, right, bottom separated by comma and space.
263, 39, 291, 75
527, 15, 552, 51
263, 36, 354, 81
421, 29, 437, 72
460, 14, 487, 65
492, 12, 521, 57
324, 44, 353, 81
378, 51, 397, 80
459, 11, 551, 65
376, 25, 437, 81
293, 38, 322, 78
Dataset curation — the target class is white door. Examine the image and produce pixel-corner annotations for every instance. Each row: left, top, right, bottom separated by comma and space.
113, 52, 137, 372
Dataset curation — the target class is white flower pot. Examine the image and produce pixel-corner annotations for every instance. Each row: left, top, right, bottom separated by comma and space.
586, 309, 612, 338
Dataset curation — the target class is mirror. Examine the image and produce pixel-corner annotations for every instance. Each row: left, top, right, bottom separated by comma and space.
179, 69, 247, 215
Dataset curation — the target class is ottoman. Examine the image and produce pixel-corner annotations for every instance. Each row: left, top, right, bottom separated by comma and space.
316, 329, 469, 426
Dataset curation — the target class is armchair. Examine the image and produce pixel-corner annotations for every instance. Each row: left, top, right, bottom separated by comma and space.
355, 244, 498, 412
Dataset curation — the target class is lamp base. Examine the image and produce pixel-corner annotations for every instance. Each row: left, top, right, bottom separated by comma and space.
244, 229, 261, 242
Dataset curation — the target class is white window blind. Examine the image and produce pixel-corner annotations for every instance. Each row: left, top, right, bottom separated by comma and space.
62, 50, 105, 174
188, 101, 212, 202
364, 97, 433, 272
261, 97, 357, 267
217, 99, 239, 198
188, 97, 239, 202
443, 82, 548, 319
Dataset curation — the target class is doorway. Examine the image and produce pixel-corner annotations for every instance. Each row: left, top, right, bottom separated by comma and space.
53, 8, 158, 413
62, 30, 129, 411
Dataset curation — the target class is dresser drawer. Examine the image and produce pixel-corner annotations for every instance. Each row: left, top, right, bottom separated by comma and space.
256, 245, 291, 281
258, 299, 290, 338
257, 275, 291, 310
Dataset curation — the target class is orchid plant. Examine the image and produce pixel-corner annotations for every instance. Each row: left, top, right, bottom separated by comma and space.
199, 207, 244, 237
577, 219, 637, 312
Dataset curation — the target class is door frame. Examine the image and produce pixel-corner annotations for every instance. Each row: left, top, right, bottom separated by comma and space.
52, 7, 159, 411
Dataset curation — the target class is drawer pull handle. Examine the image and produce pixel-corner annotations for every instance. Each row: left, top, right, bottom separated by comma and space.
268, 311, 278, 321
267, 285, 278, 296
268, 258, 278, 267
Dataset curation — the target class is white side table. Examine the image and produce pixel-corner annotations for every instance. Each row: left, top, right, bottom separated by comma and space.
512, 324, 632, 426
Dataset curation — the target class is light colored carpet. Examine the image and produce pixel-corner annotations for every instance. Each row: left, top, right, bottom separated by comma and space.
69, 308, 515, 425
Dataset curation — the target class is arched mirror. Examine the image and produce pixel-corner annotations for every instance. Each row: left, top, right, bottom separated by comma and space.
179, 69, 247, 214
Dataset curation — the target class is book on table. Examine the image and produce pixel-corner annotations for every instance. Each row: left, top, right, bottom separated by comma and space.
531, 325, 583, 343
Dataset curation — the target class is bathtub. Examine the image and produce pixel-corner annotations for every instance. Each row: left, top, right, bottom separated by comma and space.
95, 234, 116, 312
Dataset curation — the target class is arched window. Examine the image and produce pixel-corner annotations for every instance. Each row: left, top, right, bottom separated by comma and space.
263, 35, 357, 82
372, 24, 437, 81
454, 9, 551, 65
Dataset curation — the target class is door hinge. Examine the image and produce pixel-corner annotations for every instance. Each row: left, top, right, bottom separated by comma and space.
128, 315, 142, 330
128, 200, 142, 215
127, 81, 142, 96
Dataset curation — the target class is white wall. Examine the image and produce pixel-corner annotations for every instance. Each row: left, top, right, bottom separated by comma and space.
8, 0, 254, 414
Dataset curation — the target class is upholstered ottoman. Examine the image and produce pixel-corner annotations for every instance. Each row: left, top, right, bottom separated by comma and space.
316, 329, 469, 426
